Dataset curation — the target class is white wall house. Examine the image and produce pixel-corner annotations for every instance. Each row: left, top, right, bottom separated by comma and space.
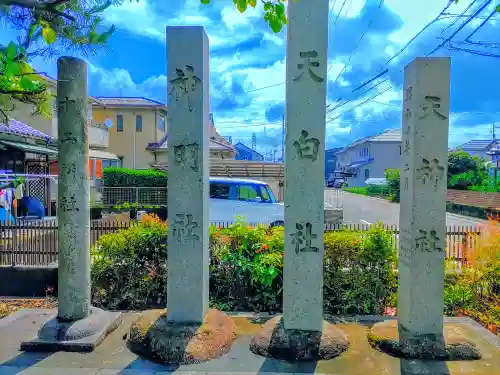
335, 129, 402, 187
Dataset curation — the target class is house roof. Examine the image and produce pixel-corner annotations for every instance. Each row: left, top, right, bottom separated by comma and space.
147, 136, 235, 152
459, 139, 499, 151
335, 129, 400, 155
0, 119, 53, 142
234, 142, 263, 157
93, 97, 166, 108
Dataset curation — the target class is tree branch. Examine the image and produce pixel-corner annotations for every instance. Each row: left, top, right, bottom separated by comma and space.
0, 87, 45, 95
1, 0, 75, 21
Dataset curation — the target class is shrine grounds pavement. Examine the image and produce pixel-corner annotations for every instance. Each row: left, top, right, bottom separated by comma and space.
1, 309, 499, 375
336, 191, 488, 227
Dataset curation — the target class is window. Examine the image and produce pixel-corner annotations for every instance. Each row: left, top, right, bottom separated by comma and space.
259, 186, 272, 203
210, 183, 230, 200
117, 156, 124, 168
136, 115, 142, 132
158, 116, 165, 132
365, 168, 370, 179
117, 114, 123, 132
102, 160, 111, 169
237, 184, 259, 201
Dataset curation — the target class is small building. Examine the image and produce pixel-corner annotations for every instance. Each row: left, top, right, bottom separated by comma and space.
234, 142, 264, 161
147, 113, 236, 163
0, 119, 57, 212
325, 147, 342, 181
457, 139, 500, 161
335, 129, 401, 187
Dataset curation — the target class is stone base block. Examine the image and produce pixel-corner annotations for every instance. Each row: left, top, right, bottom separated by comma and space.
128, 308, 236, 365
368, 320, 482, 360
249, 316, 349, 362
20, 307, 122, 352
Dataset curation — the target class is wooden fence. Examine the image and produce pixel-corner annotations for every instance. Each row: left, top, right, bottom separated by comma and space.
0, 220, 481, 266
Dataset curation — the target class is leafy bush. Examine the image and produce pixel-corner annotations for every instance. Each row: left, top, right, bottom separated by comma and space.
91, 217, 397, 315
103, 167, 168, 187
385, 168, 400, 202
342, 187, 369, 196
91, 214, 168, 309
367, 184, 390, 197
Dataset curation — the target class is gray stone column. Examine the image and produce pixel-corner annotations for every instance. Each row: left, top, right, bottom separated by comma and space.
166, 26, 209, 323
57, 57, 91, 321
398, 57, 451, 351
283, 0, 329, 332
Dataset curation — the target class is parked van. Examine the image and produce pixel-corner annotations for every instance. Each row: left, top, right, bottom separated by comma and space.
209, 177, 284, 226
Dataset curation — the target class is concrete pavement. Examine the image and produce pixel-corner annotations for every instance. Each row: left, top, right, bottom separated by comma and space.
333, 191, 488, 227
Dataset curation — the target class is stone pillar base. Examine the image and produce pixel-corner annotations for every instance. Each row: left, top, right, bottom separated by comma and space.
249, 316, 349, 362
127, 308, 236, 364
20, 307, 122, 352
368, 320, 482, 360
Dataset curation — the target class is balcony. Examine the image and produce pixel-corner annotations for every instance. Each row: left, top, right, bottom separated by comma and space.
88, 123, 109, 148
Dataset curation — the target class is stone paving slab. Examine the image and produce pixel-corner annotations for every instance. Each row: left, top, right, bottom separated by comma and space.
0, 310, 499, 375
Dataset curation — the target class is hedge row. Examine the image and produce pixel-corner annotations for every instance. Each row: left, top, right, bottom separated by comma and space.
103, 167, 168, 187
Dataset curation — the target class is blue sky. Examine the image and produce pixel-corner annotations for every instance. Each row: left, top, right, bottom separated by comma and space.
3, 0, 500, 158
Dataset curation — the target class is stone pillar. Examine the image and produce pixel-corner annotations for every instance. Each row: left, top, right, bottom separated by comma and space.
283, 0, 329, 332
166, 26, 209, 323
398, 57, 451, 352
57, 57, 91, 321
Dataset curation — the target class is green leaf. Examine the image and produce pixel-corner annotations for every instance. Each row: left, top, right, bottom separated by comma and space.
496, 4, 500, 12
200, 0, 210, 4
4, 61, 20, 77
20, 76, 38, 91
248, 0, 257, 7
6, 42, 16, 60
264, 1, 272, 11
236, 0, 247, 13
275, 2, 285, 17
42, 25, 57, 44
28, 23, 38, 37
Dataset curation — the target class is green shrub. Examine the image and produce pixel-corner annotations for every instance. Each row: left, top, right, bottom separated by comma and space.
385, 168, 400, 202
91, 215, 168, 310
367, 184, 390, 197
103, 167, 168, 187
343, 187, 369, 195
449, 171, 484, 190
91, 217, 397, 315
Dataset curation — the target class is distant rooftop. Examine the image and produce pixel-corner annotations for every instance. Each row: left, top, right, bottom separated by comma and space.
0, 119, 52, 142
459, 139, 499, 151
335, 129, 400, 154
94, 97, 166, 108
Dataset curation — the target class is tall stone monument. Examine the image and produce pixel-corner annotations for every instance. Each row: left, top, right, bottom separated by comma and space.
21, 57, 121, 352
250, 0, 348, 361
283, 0, 329, 333
398, 57, 451, 354
166, 26, 209, 323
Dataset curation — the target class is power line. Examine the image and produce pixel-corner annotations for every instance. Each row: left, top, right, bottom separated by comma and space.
330, 0, 385, 86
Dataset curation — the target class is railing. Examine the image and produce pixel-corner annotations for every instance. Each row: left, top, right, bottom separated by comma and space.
90, 187, 168, 207
0, 220, 481, 266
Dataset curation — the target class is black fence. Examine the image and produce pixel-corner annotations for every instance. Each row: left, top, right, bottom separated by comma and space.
0, 220, 481, 266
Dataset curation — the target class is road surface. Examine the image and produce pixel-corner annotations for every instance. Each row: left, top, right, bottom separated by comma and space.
330, 190, 488, 228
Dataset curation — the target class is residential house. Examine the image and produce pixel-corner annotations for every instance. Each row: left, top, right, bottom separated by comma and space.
457, 139, 500, 161
91, 97, 168, 169
335, 129, 401, 187
234, 142, 264, 161
0, 119, 57, 212
147, 113, 236, 163
325, 147, 342, 181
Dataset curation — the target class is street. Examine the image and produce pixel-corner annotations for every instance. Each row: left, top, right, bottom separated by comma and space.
332, 190, 488, 228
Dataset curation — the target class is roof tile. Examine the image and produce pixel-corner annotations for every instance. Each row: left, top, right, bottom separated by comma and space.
0, 119, 53, 141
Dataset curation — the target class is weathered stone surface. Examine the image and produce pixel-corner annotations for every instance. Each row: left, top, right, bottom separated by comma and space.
128, 308, 236, 364
398, 57, 451, 351
249, 316, 348, 362
56, 57, 91, 321
283, 0, 329, 332
20, 307, 122, 352
368, 320, 482, 360
166, 26, 210, 324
